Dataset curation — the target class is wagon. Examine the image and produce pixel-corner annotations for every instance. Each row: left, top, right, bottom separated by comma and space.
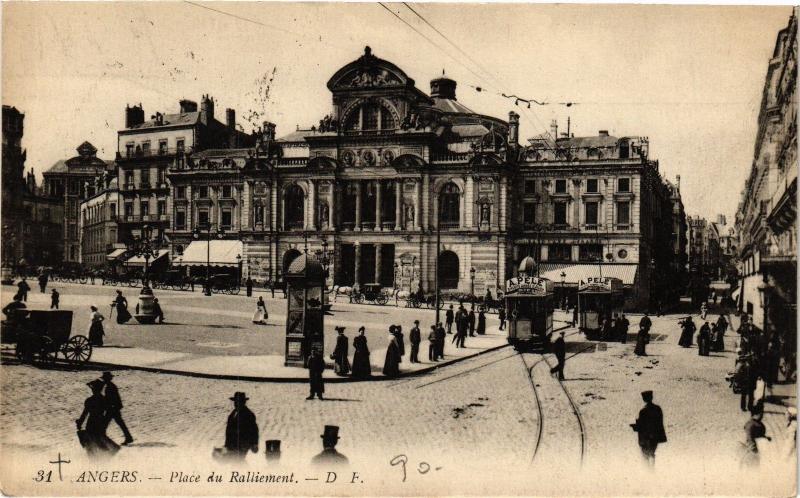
9, 310, 92, 366
351, 283, 388, 305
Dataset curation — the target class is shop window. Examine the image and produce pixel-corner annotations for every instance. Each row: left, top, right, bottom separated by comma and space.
549, 244, 571, 262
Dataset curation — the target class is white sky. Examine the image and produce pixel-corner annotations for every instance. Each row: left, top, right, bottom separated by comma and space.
2, 3, 793, 225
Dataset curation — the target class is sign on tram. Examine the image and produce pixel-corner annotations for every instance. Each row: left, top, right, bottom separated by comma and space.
578, 277, 623, 293
505, 276, 555, 296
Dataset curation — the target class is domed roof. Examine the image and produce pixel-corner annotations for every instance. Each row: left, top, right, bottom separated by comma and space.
286, 253, 325, 281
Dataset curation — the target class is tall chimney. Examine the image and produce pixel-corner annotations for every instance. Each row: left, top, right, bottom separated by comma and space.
263, 121, 276, 142
125, 104, 144, 128
226, 108, 236, 130
550, 119, 558, 139
200, 94, 214, 125
179, 99, 198, 113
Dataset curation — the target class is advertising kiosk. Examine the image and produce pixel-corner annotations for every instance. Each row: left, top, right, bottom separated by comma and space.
577, 276, 624, 339
505, 275, 555, 352
284, 254, 325, 367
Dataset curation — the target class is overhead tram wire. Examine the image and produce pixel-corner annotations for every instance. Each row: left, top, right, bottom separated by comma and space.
393, 3, 564, 152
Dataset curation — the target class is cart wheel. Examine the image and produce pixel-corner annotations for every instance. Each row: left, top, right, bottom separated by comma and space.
127, 280, 137, 287
79, 276, 88, 284
63, 335, 92, 364
36, 337, 58, 367
14, 341, 32, 363
376, 294, 388, 305
229, 286, 240, 295
356, 294, 365, 304
179, 282, 189, 291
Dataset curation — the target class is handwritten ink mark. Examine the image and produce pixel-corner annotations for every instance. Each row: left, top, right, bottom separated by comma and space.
49, 453, 70, 482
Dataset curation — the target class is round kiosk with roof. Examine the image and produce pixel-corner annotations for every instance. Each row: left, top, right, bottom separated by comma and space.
284, 254, 326, 367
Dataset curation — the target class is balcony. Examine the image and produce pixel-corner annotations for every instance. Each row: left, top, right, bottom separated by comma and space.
119, 215, 169, 223
117, 147, 183, 160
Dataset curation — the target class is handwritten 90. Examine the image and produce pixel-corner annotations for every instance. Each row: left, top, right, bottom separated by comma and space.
390, 455, 442, 482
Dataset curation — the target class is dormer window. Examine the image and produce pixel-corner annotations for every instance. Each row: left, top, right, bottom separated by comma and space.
343, 102, 397, 131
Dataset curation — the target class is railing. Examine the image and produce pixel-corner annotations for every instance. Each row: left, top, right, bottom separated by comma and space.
439, 221, 460, 229
430, 153, 470, 163
119, 215, 169, 223
341, 129, 398, 137
118, 147, 184, 159
276, 157, 307, 166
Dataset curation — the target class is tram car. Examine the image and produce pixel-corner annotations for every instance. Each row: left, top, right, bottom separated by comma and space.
577, 277, 624, 339
505, 276, 555, 352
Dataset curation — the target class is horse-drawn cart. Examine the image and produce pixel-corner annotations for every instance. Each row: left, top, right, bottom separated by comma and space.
4, 310, 92, 366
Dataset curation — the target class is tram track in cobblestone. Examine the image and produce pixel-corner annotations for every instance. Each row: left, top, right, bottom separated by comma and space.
541, 354, 587, 465
518, 352, 545, 463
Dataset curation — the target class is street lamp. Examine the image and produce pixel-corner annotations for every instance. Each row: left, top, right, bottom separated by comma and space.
193, 223, 225, 296
129, 224, 158, 288
560, 270, 567, 310
470, 267, 476, 301
236, 254, 242, 287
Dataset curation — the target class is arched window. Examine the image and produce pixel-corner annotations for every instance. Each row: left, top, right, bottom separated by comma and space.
438, 251, 459, 289
343, 103, 397, 131
439, 182, 460, 228
284, 184, 305, 229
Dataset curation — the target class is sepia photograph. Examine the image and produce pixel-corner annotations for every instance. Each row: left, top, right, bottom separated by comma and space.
0, 2, 797, 496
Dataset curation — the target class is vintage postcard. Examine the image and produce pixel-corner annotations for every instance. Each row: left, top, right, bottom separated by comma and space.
1, 2, 797, 496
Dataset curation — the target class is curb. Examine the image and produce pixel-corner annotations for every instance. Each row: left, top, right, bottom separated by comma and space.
1, 340, 513, 384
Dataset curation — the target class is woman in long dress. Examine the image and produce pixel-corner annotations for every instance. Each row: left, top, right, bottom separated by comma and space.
76, 379, 119, 456
331, 327, 351, 376
477, 310, 487, 335
252, 297, 268, 324
351, 327, 371, 379
88, 306, 105, 347
634, 325, 648, 356
678, 317, 695, 348
113, 290, 131, 324
382, 328, 401, 378
698, 322, 711, 356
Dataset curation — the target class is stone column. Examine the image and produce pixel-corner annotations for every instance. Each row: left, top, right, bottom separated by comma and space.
328, 181, 336, 230
355, 181, 362, 231
354, 242, 361, 285
376, 180, 383, 231
465, 176, 474, 228
421, 175, 429, 230
308, 180, 317, 230
415, 180, 422, 230
395, 180, 402, 230
499, 177, 507, 231
375, 243, 382, 284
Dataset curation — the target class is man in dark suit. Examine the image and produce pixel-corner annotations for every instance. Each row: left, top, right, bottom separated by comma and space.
101, 371, 133, 445
630, 390, 667, 466
550, 331, 566, 380
307, 348, 326, 400
224, 392, 259, 459
468, 306, 476, 337
428, 325, 438, 362
409, 320, 421, 363
311, 425, 348, 466
435, 322, 446, 360
445, 305, 454, 334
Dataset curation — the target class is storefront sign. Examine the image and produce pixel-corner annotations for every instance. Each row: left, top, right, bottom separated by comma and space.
505, 276, 553, 295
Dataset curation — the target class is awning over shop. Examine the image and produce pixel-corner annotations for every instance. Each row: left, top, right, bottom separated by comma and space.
125, 249, 170, 267
106, 248, 126, 261
179, 240, 243, 267
537, 263, 639, 286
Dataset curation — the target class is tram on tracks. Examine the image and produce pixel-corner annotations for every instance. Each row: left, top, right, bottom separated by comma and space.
577, 277, 624, 339
505, 275, 555, 352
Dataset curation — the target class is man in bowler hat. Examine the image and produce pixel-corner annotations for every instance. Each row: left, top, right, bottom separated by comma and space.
630, 390, 667, 466
307, 348, 326, 400
225, 392, 259, 459
409, 320, 421, 363
101, 371, 134, 445
311, 425, 348, 466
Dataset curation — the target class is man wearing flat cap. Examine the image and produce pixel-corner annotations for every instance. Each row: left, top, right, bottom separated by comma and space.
311, 425, 348, 466
630, 390, 667, 466
224, 392, 259, 459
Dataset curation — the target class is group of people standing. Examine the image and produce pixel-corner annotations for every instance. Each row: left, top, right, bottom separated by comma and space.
678, 313, 728, 355
600, 313, 631, 343
445, 303, 487, 348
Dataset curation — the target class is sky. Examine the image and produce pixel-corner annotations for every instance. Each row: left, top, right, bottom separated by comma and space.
2, 3, 793, 225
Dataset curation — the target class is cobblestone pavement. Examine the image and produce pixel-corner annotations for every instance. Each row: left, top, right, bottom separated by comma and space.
1, 295, 795, 496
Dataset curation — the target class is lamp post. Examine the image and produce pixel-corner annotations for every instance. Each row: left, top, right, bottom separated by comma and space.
193, 223, 225, 296
560, 270, 567, 310
434, 195, 442, 328
470, 267, 476, 302
236, 254, 242, 287
129, 224, 158, 288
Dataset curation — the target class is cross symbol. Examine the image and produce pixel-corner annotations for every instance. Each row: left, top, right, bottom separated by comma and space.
49, 453, 70, 482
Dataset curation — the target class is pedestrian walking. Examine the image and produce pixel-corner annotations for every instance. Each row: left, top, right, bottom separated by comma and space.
740, 409, 770, 467
435, 322, 446, 360
714, 315, 728, 351
678, 316, 696, 348
152, 298, 165, 324
394, 325, 405, 360
428, 325, 438, 361
601, 316, 613, 341
550, 331, 566, 380
306, 348, 326, 400
17, 277, 29, 302
76, 379, 119, 456
619, 314, 630, 343
245, 277, 253, 297
468, 307, 476, 337
88, 306, 105, 347
331, 326, 350, 376
38, 273, 48, 293
634, 325, 649, 356
477, 309, 486, 335
700, 302, 708, 320
698, 322, 711, 356
50, 289, 59, 310
383, 327, 402, 377
351, 326, 371, 378
101, 371, 133, 445
252, 296, 268, 324
409, 320, 421, 363
90, 272, 96, 285
445, 305, 454, 334
639, 313, 652, 334
222, 392, 259, 460
311, 425, 349, 466
498, 306, 506, 331
112, 290, 131, 324
630, 390, 667, 466
738, 357, 757, 412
